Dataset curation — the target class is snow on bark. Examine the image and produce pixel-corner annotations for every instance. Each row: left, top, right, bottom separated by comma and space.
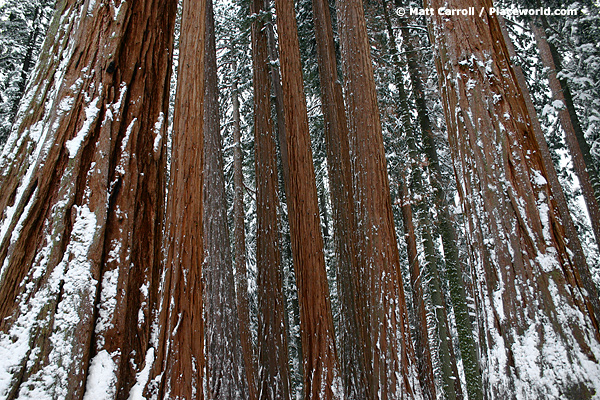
335, 0, 422, 398
426, 0, 600, 398
0, 0, 176, 398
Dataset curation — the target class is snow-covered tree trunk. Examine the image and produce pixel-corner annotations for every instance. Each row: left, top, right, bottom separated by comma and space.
153, 0, 206, 397
427, 0, 600, 397
311, 0, 368, 397
250, 0, 291, 397
202, 1, 249, 398
530, 18, 600, 251
398, 176, 437, 400
498, 15, 600, 339
399, 18, 482, 400
335, 0, 421, 398
272, 0, 341, 398
0, 0, 176, 398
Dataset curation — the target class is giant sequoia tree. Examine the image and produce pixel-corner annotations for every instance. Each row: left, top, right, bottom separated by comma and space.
426, 0, 600, 397
336, 0, 420, 397
202, 0, 249, 397
310, 0, 368, 397
250, 0, 292, 397
0, 0, 176, 398
273, 0, 341, 397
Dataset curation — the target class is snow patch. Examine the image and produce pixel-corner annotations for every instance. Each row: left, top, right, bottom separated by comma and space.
127, 348, 155, 400
531, 170, 547, 186
95, 268, 119, 343
65, 96, 101, 158
153, 112, 164, 155
83, 350, 117, 400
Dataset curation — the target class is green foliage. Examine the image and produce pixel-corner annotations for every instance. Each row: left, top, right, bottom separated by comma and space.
0, 0, 53, 146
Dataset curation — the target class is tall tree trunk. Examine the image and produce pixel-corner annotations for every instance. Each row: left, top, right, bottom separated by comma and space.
374, 3, 443, 398
250, 0, 291, 397
264, 15, 290, 190
530, 18, 600, 250
310, 0, 369, 397
398, 176, 437, 400
272, 0, 341, 398
335, 0, 420, 398
154, 0, 206, 398
499, 15, 600, 346
203, 1, 249, 398
399, 13, 481, 400
232, 76, 258, 400
427, 0, 600, 398
0, 0, 176, 398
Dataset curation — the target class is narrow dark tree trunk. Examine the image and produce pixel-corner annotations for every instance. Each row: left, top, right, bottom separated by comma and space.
310, 0, 369, 398
250, 0, 292, 397
0, 0, 176, 398
398, 176, 437, 400
5, 3, 46, 141
374, 4, 440, 398
427, 0, 600, 397
399, 13, 480, 400
202, 1, 249, 398
154, 0, 206, 398
0, 0, 53, 146
335, 0, 420, 397
530, 18, 600, 250
232, 76, 258, 400
264, 16, 290, 189
272, 0, 341, 398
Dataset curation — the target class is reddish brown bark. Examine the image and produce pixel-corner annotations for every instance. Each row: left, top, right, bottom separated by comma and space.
427, 0, 600, 397
310, 0, 368, 397
250, 0, 291, 397
0, 0, 176, 398
335, 0, 419, 397
272, 0, 341, 398
499, 16, 600, 341
154, 0, 206, 398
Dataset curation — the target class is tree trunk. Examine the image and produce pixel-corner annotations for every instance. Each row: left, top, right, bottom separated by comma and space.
335, 0, 420, 398
154, 0, 206, 398
0, 0, 176, 398
398, 176, 437, 400
272, 0, 341, 398
427, 0, 600, 397
264, 15, 290, 191
250, 0, 292, 397
530, 18, 600, 251
310, 0, 369, 398
232, 76, 258, 400
202, 1, 249, 398
499, 14, 600, 347
399, 13, 480, 400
